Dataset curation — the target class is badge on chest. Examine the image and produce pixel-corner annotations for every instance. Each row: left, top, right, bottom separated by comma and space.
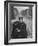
16, 28, 21, 32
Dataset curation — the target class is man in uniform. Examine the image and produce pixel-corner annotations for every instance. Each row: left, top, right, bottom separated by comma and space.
11, 17, 28, 38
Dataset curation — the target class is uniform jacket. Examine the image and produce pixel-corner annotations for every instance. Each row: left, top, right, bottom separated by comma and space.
11, 21, 28, 38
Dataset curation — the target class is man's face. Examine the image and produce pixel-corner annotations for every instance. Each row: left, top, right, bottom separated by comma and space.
19, 19, 23, 22
19, 17, 23, 22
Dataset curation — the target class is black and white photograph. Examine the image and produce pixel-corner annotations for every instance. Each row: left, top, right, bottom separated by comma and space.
4, 1, 37, 45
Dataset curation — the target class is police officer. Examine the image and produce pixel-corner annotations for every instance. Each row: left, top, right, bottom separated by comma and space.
11, 17, 28, 38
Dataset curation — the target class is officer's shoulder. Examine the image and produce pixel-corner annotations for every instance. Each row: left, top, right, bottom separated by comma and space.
22, 22, 26, 25
13, 21, 19, 25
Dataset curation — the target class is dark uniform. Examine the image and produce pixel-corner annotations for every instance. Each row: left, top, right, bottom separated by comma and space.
11, 21, 27, 38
